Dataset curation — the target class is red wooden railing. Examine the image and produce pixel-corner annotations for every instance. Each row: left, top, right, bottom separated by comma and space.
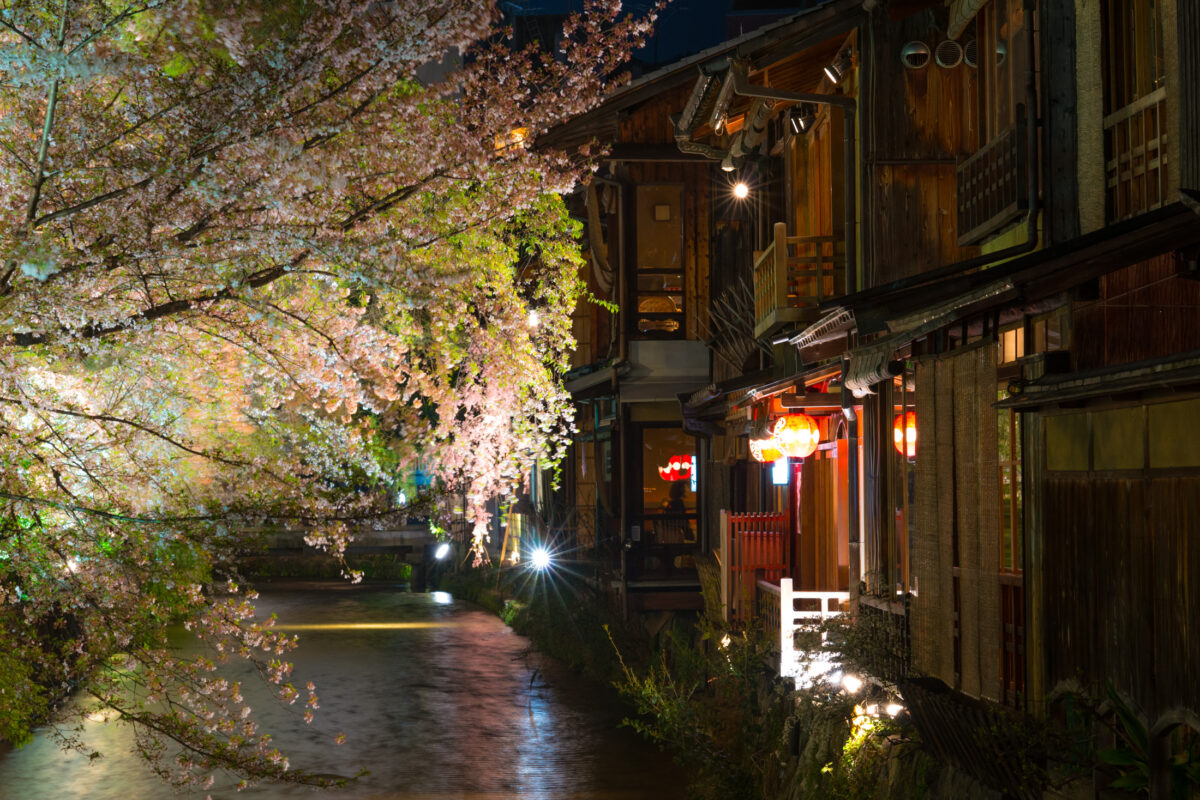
720, 510, 788, 622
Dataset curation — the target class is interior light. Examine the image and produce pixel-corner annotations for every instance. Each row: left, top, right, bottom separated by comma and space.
732, 182, 749, 199
771, 457, 789, 485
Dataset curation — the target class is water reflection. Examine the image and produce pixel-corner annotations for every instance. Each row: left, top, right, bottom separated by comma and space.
0, 584, 687, 799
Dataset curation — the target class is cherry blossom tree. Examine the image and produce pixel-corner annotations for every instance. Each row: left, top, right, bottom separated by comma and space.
0, 0, 651, 786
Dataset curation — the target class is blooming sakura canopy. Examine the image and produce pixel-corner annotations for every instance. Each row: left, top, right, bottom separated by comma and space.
0, 0, 653, 787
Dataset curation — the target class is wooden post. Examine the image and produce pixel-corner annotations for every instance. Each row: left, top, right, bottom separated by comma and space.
788, 457, 802, 583
720, 510, 731, 623
780, 577, 795, 678
773, 221, 788, 315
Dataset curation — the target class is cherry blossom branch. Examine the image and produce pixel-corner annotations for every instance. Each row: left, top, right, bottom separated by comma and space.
0, 396, 252, 467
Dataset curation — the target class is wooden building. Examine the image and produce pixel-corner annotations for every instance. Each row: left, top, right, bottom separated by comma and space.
543, 0, 1200, 794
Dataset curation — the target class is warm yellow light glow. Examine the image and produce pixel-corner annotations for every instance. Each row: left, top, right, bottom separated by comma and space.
732, 182, 749, 199
893, 411, 917, 457
841, 673, 863, 693
749, 436, 784, 463
494, 126, 529, 151
272, 622, 464, 631
773, 413, 820, 459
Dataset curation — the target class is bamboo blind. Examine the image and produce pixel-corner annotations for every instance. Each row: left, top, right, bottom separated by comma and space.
913, 361, 950, 683
911, 346, 1002, 700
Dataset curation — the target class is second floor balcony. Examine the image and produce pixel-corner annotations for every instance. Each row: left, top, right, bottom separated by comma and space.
753, 222, 845, 340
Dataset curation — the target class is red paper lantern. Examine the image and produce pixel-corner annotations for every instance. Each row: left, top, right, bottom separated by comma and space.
658, 454, 693, 481
893, 411, 917, 457
772, 414, 820, 459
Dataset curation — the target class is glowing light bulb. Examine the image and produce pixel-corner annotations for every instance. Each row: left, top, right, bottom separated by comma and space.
732, 182, 749, 199
434, 542, 451, 560
842, 674, 863, 693
531, 547, 552, 571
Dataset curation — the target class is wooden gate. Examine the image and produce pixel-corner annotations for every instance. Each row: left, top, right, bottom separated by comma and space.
720, 510, 788, 622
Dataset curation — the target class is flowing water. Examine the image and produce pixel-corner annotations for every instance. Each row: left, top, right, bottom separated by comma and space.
0, 583, 689, 799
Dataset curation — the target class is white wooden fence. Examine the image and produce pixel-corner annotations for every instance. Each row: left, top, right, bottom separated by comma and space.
778, 577, 849, 684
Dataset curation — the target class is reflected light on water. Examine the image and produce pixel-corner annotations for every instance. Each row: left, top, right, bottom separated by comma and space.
430, 591, 453, 605
0, 587, 687, 800
273, 621, 463, 631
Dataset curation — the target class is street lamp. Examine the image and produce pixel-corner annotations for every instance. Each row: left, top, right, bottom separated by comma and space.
530, 546, 552, 571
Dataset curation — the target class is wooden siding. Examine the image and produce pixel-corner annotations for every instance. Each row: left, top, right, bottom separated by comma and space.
618, 84, 694, 145
1043, 473, 1200, 720
864, 10, 981, 286
790, 106, 840, 240
1071, 252, 1200, 371
799, 449, 848, 591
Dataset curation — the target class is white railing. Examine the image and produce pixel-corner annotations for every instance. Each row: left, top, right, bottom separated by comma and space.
778, 577, 849, 684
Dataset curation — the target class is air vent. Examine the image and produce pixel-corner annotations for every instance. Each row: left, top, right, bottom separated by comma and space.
935, 40, 963, 68
901, 41, 930, 69
963, 39, 978, 68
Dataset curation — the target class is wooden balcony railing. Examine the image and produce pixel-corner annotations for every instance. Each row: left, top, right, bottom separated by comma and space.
1105, 86, 1169, 222
753, 222, 844, 340
956, 110, 1028, 246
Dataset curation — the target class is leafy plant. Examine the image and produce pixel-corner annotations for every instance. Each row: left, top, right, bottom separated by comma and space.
1093, 684, 1200, 798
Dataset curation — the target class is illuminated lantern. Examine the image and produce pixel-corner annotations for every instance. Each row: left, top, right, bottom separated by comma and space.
749, 437, 785, 463
893, 411, 917, 457
658, 454, 693, 481
772, 414, 821, 459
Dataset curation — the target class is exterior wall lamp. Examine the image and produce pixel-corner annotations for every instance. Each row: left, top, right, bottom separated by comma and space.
789, 103, 817, 134
823, 49, 853, 85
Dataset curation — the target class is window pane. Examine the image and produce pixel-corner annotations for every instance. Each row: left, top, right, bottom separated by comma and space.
636, 186, 682, 270
641, 427, 697, 515
637, 273, 683, 293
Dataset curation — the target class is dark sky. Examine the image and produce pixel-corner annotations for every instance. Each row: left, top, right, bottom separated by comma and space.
501, 0, 830, 72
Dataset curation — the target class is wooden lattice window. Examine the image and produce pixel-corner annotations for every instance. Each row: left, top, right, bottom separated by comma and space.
1102, 0, 1168, 221
957, 0, 1031, 245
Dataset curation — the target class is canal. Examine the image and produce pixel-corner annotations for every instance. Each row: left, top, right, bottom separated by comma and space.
0, 583, 689, 799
